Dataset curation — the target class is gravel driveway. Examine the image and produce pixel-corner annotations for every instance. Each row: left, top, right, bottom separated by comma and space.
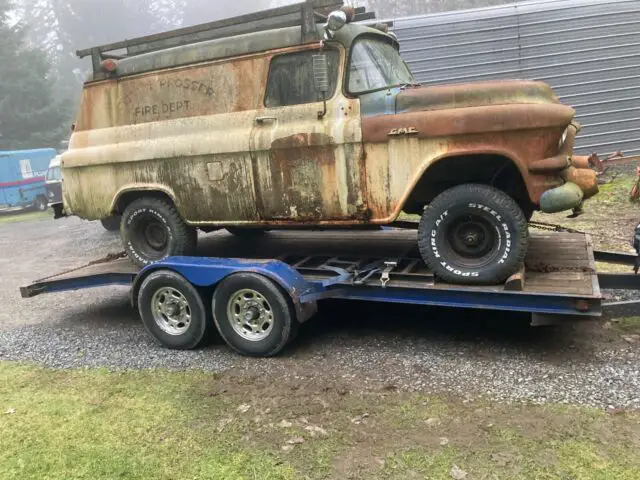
0, 216, 639, 409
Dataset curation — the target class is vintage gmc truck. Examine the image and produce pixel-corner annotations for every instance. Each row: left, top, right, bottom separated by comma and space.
59, 1, 598, 285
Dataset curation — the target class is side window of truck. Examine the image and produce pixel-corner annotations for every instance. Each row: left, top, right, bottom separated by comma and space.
265, 50, 339, 108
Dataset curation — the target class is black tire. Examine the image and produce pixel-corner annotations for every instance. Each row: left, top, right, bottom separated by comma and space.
138, 270, 210, 349
121, 197, 197, 267
213, 273, 298, 357
418, 184, 528, 285
226, 227, 267, 237
100, 215, 121, 232
33, 196, 48, 212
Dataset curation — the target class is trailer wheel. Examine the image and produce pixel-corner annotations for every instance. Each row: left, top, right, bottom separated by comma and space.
138, 270, 210, 350
100, 215, 121, 232
418, 184, 528, 285
122, 197, 197, 267
213, 273, 297, 357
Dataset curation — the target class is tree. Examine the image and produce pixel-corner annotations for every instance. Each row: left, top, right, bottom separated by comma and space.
0, 0, 69, 150
16, 0, 178, 105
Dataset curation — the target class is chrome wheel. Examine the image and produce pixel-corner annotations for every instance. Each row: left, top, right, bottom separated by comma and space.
151, 287, 191, 336
227, 289, 274, 341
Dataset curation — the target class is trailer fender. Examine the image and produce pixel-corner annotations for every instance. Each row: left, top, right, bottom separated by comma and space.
130, 257, 318, 323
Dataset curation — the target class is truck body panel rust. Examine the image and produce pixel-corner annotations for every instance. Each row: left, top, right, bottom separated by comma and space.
62, 13, 599, 228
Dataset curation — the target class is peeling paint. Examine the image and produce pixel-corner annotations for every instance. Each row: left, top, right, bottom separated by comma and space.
63, 24, 597, 227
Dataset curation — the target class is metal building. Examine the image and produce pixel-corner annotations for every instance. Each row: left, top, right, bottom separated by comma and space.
391, 0, 640, 156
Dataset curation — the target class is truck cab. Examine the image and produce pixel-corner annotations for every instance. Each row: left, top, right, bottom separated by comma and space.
46, 155, 62, 207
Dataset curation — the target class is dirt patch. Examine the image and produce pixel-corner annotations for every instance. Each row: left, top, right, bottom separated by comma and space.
182, 367, 640, 479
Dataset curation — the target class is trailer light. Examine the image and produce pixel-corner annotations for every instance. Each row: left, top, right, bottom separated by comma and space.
101, 59, 118, 73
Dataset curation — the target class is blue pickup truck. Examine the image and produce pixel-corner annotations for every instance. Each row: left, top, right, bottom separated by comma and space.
0, 148, 57, 212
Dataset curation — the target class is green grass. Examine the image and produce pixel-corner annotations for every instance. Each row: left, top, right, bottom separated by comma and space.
0, 209, 52, 225
1, 362, 639, 479
0, 364, 295, 480
612, 316, 640, 333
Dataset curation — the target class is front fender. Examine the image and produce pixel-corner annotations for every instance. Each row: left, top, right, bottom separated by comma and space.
395, 148, 531, 217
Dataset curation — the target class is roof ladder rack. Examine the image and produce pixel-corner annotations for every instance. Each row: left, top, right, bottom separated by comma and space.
77, 0, 346, 75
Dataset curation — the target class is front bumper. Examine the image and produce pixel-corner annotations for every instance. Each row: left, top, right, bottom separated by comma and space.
530, 122, 599, 214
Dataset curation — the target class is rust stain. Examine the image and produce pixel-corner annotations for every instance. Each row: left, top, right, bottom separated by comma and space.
64, 35, 598, 228
75, 54, 269, 131
361, 104, 575, 143
361, 95, 597, 210
529, 155, 570, 174
571, 155, 591, 170
561, 167, 599, 199
395, 80, 561, 113
267, 133, 340, 221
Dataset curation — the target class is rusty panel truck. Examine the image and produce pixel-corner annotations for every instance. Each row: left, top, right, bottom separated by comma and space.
57, 1, 599, 286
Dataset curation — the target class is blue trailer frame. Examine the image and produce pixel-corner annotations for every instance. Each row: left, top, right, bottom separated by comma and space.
20, 230, 640, 356
0, 148, 57, 211
21, 254, 632, 318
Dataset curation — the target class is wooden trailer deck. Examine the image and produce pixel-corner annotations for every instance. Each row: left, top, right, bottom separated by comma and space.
26, 230, 600, 300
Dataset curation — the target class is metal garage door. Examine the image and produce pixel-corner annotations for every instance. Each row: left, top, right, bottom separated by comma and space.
392, 0, 640, 156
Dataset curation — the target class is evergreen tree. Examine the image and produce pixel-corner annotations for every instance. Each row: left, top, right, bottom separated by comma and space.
0, 0, 68, 150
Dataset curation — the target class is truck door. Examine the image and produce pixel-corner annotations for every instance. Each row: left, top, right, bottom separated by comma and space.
249, 47, 367, 222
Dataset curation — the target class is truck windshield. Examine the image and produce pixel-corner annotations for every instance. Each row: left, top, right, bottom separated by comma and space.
348, 37, 415, 94
46, 167, 60, 181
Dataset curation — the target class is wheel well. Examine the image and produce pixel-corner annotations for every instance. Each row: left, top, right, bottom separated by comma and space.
130, 267, 214, 310
403, 155, 533, 215
113, 190, 174, 214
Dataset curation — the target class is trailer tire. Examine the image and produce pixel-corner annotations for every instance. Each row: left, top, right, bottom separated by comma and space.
213, 273, 297, 357
138, 270, 210, 350
121, 197, 197, 267
418, 184, 528, 285
100, 215, 121, 232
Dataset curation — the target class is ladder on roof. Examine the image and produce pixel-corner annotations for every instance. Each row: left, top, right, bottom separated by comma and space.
77, 0, 376, 76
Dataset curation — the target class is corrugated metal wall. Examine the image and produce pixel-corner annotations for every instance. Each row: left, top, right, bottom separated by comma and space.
392, 0, 640, 156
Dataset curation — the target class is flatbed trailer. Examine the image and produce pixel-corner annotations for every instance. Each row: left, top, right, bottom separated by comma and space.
19, 230, 640, 356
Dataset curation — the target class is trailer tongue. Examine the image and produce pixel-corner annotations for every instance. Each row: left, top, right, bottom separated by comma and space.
19, 229, 640, 357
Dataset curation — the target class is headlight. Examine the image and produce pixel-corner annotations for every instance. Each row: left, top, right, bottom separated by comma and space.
325, 10, 347, 38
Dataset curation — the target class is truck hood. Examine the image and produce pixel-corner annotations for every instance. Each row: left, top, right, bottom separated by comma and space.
395, 80, 562, 114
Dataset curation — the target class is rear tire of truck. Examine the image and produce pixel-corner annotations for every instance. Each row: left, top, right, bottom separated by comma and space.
121, 197, 197, 267
418, 184, 528, 285
212, 273, 298, 357
33, 196, 48, 212
138, 269, 210, 350
100, 215, 121, 232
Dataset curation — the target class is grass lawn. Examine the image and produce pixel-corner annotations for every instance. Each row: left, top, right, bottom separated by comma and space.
1, 362, 639, 480
0, 210, 52, 225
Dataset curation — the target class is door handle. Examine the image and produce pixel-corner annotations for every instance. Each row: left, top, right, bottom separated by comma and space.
255, 116, 277, 124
